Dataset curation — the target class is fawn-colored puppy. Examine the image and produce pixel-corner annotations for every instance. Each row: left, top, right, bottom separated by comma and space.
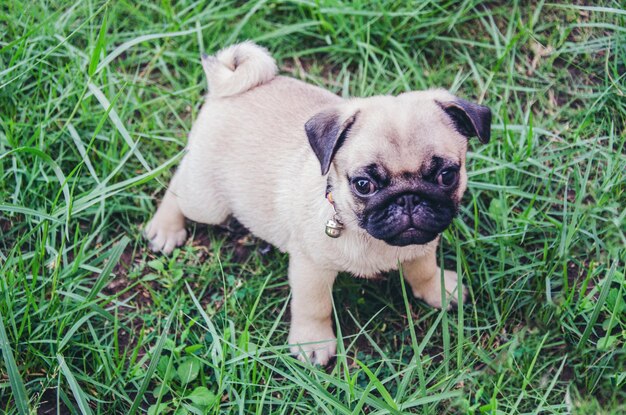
145, 42, 491, 364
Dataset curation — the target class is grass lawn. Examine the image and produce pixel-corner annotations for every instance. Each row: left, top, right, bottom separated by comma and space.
1, 0, 625, 413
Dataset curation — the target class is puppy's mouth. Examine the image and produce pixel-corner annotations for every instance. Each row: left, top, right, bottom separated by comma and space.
383, 226, 439, 246
359, 198, 457, 247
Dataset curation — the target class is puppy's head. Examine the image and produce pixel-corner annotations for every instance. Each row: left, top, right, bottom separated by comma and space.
306, 89, 491, 246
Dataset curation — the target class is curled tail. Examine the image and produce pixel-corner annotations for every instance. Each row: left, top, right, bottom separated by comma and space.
201, 41, 277, 98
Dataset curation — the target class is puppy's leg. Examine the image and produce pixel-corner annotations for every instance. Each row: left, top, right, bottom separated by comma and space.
287, 254, 337, 365
402, 247, 467, 310
144, 174, 188, 254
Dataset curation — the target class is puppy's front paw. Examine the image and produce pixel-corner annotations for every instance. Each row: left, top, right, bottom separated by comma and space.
144, 216, 187, 254
412, 269, 467, 310
288, 321, 336, 366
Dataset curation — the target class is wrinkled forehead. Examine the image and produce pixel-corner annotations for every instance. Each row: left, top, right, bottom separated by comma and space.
341, 97, 467, 175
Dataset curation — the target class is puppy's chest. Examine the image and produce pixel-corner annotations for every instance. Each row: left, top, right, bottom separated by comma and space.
328, 234, 430, 277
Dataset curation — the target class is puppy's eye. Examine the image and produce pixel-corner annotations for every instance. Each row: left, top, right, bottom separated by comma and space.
352, 178, 377, 196
437, 169, 458, 187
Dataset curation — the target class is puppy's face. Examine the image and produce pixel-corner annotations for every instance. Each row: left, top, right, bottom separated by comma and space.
342, 156, 463, 246
306, 90, 491, 246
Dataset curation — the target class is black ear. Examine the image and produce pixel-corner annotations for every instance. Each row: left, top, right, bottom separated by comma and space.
305, 109, 359, 175
437, 98, 492, 143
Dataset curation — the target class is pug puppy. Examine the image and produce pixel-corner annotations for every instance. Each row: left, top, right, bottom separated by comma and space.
144, 41, 491, 365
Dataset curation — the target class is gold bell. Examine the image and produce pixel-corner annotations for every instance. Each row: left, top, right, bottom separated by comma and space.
325, 216, 344, 238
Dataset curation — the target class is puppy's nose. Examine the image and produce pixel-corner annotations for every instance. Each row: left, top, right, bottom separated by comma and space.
396, 194, 420, 208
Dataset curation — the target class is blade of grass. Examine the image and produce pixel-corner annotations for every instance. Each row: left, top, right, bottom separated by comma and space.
354, 359, 400, 413
86, 236, 129, 301
0, 310, 30, 414
57, 353, 94, 415
95, 26, 204, 74
88, 13, 107, 77
86, 81, 151, 172
397, 264, 426, 394
128, 300, 178, 415
577, 261, 618, 349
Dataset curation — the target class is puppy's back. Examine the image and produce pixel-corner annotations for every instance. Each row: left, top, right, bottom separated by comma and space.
201, 41, 278, 98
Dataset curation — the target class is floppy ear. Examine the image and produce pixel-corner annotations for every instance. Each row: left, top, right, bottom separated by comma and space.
305, 109, 359, 175
437, 98, 492, 143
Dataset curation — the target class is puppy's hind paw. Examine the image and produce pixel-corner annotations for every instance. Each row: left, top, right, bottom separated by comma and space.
143, 218, 187, 254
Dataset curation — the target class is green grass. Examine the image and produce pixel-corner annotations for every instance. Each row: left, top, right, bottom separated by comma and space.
1, 0, 625, 413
